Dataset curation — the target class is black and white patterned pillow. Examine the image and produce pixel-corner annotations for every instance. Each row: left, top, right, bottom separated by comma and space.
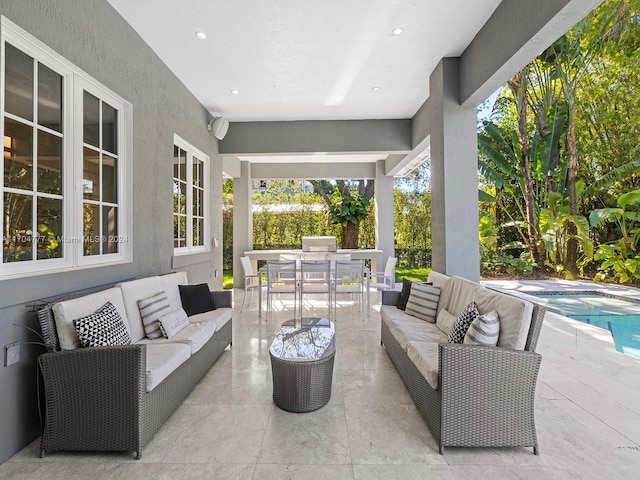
73, 301, 132, 348
447, 301, 480, 343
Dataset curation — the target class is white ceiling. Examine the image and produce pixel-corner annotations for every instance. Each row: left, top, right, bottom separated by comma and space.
107, 0, 501, 123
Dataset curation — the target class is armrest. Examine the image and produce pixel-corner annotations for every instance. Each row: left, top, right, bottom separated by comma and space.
381, 290, 401, 305
39, 344, 146, 414
438, 343, 541, 399
210, 290, 232, 308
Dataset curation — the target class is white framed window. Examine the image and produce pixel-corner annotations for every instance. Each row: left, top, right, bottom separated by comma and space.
1, 16, 132, 279
173, 134, 209, 255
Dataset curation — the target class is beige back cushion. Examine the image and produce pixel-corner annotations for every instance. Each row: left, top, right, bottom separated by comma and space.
426, 271, 449, 315
472, 287, 533, 350
439, 276, 481, 317
159, 271, 189, 312
117, 276, 164, 343
52, 287, 128, 350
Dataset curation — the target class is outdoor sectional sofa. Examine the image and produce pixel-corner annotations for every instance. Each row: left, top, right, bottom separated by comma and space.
380, 271, 545, 454
35, 271, 232, 459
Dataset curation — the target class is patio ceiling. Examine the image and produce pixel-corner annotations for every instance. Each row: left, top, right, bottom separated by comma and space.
106, 0, 601, 176
105, 0, 501, 174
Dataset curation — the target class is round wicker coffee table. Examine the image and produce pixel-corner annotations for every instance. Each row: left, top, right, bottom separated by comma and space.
269, 317, 336, 413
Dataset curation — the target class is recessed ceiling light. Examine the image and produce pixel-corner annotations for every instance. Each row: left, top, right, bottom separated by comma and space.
231, 89, 239, 95
391, 27, 404, 36
195, 31, 207, 40
372, 87, 380, 92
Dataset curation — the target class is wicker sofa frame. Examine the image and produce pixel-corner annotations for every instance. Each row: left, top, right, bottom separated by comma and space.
381, 288, 545, 455
36, 289, 232, 459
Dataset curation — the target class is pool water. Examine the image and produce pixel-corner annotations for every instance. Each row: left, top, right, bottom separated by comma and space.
536, 294, 640, 359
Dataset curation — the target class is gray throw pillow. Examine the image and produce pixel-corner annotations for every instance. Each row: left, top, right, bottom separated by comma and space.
405, 283, 441, 323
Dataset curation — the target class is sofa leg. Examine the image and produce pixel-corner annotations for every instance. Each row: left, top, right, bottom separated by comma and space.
439, 444, 444, 455
136, 451, 142, 460
533, 445, 539, 455
39, 449, 46, 458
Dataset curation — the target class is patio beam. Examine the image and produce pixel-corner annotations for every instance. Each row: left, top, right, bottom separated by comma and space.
459, 0, 603, 106
250, 162, 376, 180
219, 119, 412, 155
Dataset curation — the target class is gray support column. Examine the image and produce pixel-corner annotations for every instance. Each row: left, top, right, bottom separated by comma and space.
430, 58, 480, 281
233, 161, 253, 287
375, 159, 394, 274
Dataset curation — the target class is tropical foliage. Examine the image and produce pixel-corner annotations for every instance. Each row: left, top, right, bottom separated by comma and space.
478, 0, 640, 284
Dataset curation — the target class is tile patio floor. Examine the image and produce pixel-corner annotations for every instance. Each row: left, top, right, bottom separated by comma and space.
2, 284, 640, 479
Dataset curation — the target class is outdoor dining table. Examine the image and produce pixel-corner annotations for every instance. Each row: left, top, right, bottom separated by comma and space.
256, 259, 371, 318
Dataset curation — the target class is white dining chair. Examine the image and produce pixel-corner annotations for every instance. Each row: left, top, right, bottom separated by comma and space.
333, 259, 365, 319
239, 256, 263, 312
266, 260, 298, 320
299, 259, 332, 319
369, 256, 397, 292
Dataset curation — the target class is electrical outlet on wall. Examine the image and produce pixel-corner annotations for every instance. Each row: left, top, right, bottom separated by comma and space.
4, 342, 20, 367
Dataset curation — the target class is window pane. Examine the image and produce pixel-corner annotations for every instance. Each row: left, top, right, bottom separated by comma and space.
193, 157, 203, 188
193, 187, 203, 216
174, 215, 180, 248
37, 63, 62, 132
192, 218, 203, 247
37, 130, 62, 195
173, 146, 186, 182
37, 197, 62, 259
102, 206, 118, 254
3, 192, 33, 262
83, 147, 100, 200
83, 91, 99, 147
102, 154, 117, 204
4, 43, 34, 121
174, 181, 186, 214
102, 102, 117, 154
4, 118, 33, 190
174, 215, 186, 247
83, 203, 100, 256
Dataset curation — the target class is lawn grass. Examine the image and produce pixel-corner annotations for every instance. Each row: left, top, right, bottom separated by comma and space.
395, 266, 431, 283
223, 270, 233, 289
224, 267, 431, 289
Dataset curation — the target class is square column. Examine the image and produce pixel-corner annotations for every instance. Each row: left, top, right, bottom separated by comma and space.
233, 161, 253, 287
375, 159, 394, 274
430, 58, 479, 281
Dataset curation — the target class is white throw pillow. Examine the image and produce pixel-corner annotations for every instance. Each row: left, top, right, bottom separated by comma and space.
435, 308, 457, 336
405, 283, 441, 323
464, 310, 500, 346
158, 308, 189, 339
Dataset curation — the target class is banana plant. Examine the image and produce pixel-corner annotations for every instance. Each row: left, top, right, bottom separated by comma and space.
590, 189, 640, 283
538, 191, 593, 275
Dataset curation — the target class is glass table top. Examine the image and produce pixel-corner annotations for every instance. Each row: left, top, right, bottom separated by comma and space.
269, 317, 335, 361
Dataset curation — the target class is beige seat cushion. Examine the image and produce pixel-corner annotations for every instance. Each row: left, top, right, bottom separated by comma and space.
387, 315, 447, 350
52, 287, 129, 350
144, 343, 191, 392
189, 308, 232, 331
473, 287, 533, 350
407, 341, 440, 389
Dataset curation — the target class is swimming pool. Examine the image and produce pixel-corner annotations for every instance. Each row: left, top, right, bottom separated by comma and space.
535, 292, 640, 359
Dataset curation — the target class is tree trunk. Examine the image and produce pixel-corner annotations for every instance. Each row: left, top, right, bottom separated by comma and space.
341, 222, 359, 249
565, 111, 579, 277
509, 70, 543, 267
